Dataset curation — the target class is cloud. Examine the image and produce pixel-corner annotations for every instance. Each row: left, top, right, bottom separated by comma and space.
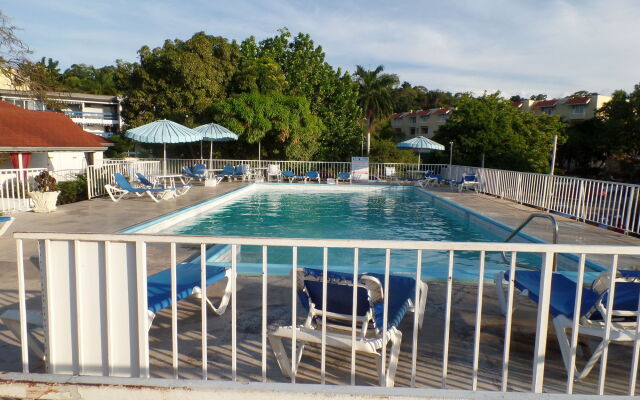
4, 0, 640, 97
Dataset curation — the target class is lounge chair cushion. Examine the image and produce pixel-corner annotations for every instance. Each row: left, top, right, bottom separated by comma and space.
147, 263, 227, 314
299, 268, 415, 330
506, 270, 640, 319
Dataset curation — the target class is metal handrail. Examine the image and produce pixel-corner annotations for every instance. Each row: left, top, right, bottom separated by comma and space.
501, 213, 558, 270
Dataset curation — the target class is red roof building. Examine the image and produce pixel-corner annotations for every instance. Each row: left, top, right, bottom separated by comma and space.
564, 96, 591, 105
0, 100, 111, 152
535, 99, 559, 108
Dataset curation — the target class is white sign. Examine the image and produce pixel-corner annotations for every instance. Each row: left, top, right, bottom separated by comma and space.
351, 157, 369, 181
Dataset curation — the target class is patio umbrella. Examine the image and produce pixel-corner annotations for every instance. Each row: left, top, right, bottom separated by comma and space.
125, 119, 203, 176
397, 136, 445, 163
194, 123, 238, 168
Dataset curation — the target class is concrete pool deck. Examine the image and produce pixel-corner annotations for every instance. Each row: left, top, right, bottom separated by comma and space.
0, 182, 639, 394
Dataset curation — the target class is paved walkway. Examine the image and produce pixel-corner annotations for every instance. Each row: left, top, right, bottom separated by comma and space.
0, 182, 638, 395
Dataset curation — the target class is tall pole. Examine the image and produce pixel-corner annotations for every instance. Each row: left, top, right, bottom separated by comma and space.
366, 117, 371, 156
549, 135, 558, 176
449, 141, 454, 179
163, 143, 167, 176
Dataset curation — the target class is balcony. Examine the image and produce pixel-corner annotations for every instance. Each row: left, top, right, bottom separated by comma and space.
64, 111, 120, 126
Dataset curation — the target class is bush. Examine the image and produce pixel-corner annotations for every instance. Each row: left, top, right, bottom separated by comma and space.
57, 174, 88, 205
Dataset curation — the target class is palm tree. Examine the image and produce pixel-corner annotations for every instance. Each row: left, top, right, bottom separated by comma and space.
354, 65, 399, 155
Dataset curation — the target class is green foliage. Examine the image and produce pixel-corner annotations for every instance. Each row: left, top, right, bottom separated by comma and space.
104, 133, 136, 158
60, 64, 117, 95
434, 93, 566, 172
211, 92, 323, 160
58, 174, 87, 205
239, 30, 361, 160
115, 32, 242, 128
231, 56, 287, 94
354, 65, 398, 129
34, 171, 59, 192
392, 82, 456, 112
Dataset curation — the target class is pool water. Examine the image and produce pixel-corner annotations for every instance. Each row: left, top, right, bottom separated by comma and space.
164, 185, 552, 281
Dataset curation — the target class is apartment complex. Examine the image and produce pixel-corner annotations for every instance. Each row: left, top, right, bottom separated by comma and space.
512, 94, 611, 123
390, 108, 451, 139
0, 88, 122, 137
391, 94, 611, 140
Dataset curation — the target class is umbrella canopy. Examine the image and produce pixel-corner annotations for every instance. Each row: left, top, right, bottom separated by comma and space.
397, 136, 445, 151
125, 119, 203, 175
194, 123, 238, 141
397, 136, 445, 164
194, 123, 239, 167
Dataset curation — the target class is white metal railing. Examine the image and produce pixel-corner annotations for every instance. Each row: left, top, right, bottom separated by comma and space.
95, 158, 640, 236
0, 168, 46, 213
6, 232, 640, 396
458, 167, 640, 235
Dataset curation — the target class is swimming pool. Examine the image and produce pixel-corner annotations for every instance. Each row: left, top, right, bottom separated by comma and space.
125, 184, 602, 281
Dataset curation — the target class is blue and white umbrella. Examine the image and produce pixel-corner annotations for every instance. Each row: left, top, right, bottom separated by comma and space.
125, 119, 203, 175
397, 136, 445, 163
194, 123, 238, 166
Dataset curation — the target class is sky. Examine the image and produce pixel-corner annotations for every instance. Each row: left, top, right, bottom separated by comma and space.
3, 0, 640, 98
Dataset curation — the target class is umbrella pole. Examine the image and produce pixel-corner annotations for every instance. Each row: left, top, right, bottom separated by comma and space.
200, 141, 203, 161
163, 143, 167, 176
210, 141, 214, 169
258, 141, 261, 164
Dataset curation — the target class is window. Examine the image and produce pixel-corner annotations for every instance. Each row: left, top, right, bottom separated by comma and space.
572, 105, 585, 115
542, 107, 553, 115
410, 127, 416, 136
421, 127, 429, 135
410, 117, 416, 124
420, 115, 428, 122
438, 114, 448, 122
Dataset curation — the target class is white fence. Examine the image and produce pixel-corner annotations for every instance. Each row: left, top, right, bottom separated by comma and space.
5, 232, 640, 397
461, 167, 640, 235
0, 168, 46, 213
87, 160, 161, 198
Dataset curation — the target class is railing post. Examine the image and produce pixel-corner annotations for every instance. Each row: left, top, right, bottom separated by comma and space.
85, 167, 92, 200
531, 251, 554, 393
624, 186, 635, 234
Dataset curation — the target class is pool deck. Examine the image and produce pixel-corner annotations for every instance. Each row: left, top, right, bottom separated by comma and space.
1, 182, 639, 395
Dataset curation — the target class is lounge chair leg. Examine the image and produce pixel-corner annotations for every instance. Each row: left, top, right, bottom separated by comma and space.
552, 317, 604, 381
385, 328, 403, 387
192, 274, 233, 316
268, 332, 294, 378
417, 281, 428, 329
494, 271, 513, 316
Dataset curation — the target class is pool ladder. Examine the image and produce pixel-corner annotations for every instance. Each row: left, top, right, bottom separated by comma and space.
501, 213, 558, 270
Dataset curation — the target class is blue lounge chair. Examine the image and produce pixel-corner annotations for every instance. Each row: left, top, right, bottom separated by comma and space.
451, 173, 479, 192
0, 216, 14, 236
147, 262, 232, 328
337, 171, 352, 184
193, 163, 207, 174
0, 257, 233, 354
233, 164, 251, 181
495, 269, 640, 380
304, 170, 321, 183
216, 165, 236, 181
269, 267, 428, 387
183, 166, 205, 183
282, 171, 303, 183
105, 173, 171, 202
136, 172, 191, 196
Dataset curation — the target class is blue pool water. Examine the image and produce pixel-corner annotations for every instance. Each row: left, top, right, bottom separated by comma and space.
162, 185, 558, 281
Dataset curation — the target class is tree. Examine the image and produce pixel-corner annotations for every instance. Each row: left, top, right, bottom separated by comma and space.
61, 64, 117, 95
0, 12, 61, 101
530, 93, 547, 101
434, 93, 566, 172
354, 65, 399, 155
596, 86, 640, 181
114, 32, 241, 128
211, 92, 324, 160
239, 30, 361, 160
231, 56, 287, 94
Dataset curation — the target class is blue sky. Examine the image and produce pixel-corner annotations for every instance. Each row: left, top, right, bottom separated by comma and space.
4, 0, 640, 98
